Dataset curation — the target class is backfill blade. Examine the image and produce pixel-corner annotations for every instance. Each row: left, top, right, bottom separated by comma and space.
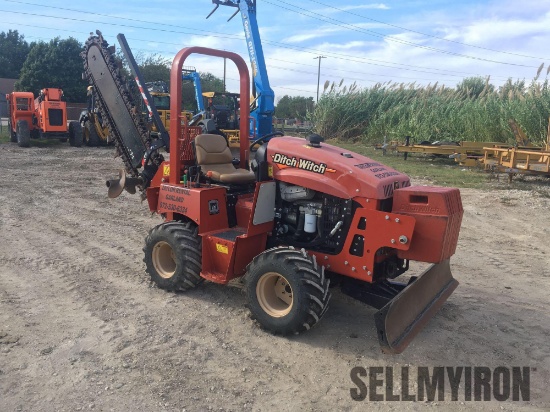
374, 259, 458, 354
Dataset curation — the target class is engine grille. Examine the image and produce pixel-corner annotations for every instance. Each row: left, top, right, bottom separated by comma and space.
48, 109, 63, 126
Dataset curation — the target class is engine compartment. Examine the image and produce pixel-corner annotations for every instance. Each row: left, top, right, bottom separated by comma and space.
271, 181, 353, 254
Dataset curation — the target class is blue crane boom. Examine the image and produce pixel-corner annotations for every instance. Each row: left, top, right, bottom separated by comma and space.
182, 68, 205, 112
207, 0, 274, 138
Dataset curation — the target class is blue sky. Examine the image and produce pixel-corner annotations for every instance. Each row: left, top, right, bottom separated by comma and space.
1, 0, 549, 101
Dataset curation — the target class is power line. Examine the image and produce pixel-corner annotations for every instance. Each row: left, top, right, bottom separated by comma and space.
2, 18, 529, 90
20, 30, 430, 87
208, 74, 316, 94
0, 17, 489, 82
16, 32, 316, 95
0, 1, 532, 79
261, 38, 504, 77
12, 28, 540, 99
268, 57, 518, 81
0, 8, 244, 41
269, 85, 316, 93
303, 0, 550, 61
261, 0, 540, 68
1, 0, 238, 39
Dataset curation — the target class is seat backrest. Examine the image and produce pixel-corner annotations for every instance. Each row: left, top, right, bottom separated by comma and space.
195, 134, 232, 165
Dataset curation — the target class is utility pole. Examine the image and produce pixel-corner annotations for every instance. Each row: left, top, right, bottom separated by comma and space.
223, 57, 227, 91
314, 56, 326, 103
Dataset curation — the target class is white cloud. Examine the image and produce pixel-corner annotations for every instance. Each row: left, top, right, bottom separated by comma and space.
315, 40, 372, 51
282, 22, 391, 44
318, 3, 390, 14
340, 4, 390, 11
445, 14, 550, 47
283, 33, 322, 43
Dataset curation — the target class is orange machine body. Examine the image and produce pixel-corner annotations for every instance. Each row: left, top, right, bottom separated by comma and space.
146, 168, 462, 286
6, 89, 68, 138
34, 88, 68, 135
128, 45, 464, 354
141, 47, 463, 287
6, 92, 35, 133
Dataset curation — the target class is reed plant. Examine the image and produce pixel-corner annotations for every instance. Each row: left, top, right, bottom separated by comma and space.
310, 71, 550, 146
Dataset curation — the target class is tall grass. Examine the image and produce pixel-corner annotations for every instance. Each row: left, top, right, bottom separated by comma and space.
310, 74, 550, 146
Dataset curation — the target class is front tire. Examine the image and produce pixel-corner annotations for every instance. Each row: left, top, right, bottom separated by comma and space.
16, 120, 30, 148
69, 121, 83, 147
245, 247, 330, 335
84, 120, 101, 146
143, 222, 203, 292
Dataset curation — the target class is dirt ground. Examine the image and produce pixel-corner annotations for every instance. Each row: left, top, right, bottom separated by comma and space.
1, 143, 549, 412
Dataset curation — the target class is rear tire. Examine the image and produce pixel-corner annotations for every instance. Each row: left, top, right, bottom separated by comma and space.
69, 121, 83, 147
143, 222, 203, 292
84, 120, 101, 146
8, 120, 17, 142
16, 120, 30, 148
245, 247, 331, 335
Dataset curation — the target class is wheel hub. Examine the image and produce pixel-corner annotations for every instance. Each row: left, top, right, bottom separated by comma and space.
152, 241, 176, 279
256, 272, 293, 317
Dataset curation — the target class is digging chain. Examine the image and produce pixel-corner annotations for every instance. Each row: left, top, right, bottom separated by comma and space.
81, 31, 153, 179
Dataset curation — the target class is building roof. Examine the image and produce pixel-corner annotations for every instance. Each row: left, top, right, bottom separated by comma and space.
0, 78, 17, 94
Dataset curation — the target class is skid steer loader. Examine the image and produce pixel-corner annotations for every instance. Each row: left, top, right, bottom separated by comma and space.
83, 33, 462, 353
6, 88, 81, 147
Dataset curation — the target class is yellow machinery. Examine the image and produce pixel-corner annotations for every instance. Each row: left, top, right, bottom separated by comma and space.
82, 111, 110, 146
483, 118, 550, 181
201, 91, 241, 147
456, 119, 538, 168
146, 82, 192, 137
384, 137, 501, 167
80, 86, 111, 146
374, 119, 550, 176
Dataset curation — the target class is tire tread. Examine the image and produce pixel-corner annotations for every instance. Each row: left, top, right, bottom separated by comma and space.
143, 221, 203, 292
245, 247, 331, 335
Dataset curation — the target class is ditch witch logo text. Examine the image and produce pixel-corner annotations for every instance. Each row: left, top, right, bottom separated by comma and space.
350, 366, 531, 402
271, 153, 336, 174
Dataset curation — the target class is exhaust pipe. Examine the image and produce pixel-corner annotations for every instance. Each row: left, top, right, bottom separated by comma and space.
106, 169, 143, 198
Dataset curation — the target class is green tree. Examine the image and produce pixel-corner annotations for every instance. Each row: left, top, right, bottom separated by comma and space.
199, 72, 225, 93
0, 30, 31, 79
182, 72, 225, 111
275, 95, 315, 120
137, 53, 171, 83
116, 48, 225, 113
15, 37, 87, 102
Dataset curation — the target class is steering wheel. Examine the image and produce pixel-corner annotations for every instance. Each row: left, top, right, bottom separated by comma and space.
249, 131, 284, 152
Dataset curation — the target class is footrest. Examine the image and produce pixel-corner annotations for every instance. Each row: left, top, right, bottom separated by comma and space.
209, 228, 246, 241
